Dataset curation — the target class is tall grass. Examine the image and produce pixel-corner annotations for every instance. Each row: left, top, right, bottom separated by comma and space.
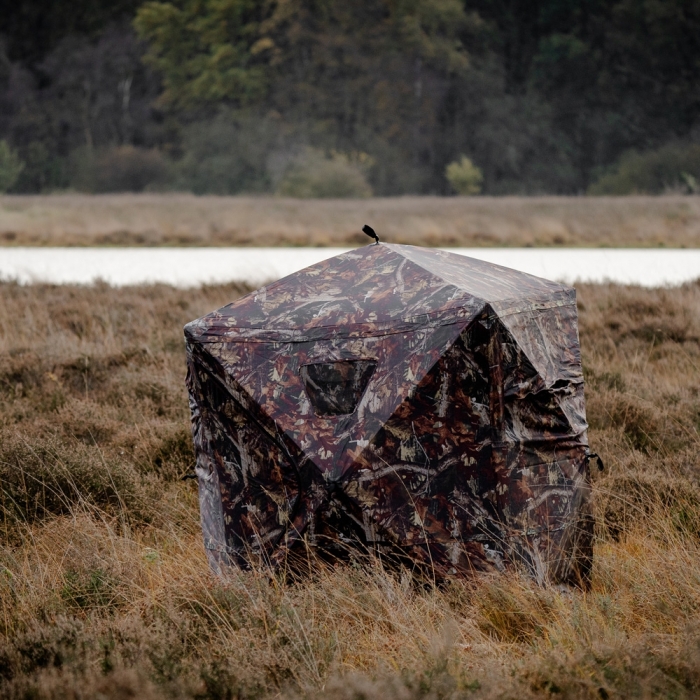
0, 279, 698, 698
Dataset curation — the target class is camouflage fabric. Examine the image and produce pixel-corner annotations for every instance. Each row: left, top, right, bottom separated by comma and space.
185, 244, 593, 584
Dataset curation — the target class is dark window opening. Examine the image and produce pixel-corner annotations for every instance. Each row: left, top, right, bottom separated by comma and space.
300, 360, 376, 416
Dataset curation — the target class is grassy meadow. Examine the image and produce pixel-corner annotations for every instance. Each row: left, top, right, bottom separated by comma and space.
1, 194, 700, 247
0, 279, 699, 698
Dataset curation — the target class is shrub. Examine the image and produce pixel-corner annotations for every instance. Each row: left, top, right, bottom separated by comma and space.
0, 434, 151, 534
12, 141, 68, 193
0, 141, 24, 193
588, 142, 700, 195
275, 148, 373, 198
445, 155, 483, 195
173, 113, 276, 194
70, 146, 168, 193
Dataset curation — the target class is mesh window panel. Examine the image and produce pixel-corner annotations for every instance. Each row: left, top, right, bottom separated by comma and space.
300, 360, 376, 416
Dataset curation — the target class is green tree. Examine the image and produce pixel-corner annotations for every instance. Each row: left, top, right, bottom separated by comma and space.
134, 0, 473, 193
134, 0, 271, 109
0, 141, 24, 193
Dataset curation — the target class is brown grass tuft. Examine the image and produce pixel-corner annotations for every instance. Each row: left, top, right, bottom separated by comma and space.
0, 278, 698, 697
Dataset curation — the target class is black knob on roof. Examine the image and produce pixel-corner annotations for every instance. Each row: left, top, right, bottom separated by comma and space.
362, 224, 379, 245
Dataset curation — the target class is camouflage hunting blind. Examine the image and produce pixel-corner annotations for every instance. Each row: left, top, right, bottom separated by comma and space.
185, 244, 593, 584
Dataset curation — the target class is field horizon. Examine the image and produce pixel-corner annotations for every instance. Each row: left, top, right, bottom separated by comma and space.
1, 193, 700, 248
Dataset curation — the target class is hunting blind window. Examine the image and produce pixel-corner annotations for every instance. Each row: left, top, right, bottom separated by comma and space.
300, 360, 376, 416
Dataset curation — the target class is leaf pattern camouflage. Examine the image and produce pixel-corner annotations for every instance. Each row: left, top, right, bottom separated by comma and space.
185, 244, 593, 584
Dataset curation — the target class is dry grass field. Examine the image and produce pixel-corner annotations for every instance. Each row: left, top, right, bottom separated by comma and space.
0, 278, 699, 699
2, 194, 700, 247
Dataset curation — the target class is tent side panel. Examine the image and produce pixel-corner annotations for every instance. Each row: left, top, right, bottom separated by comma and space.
346, 318, 509, 576
491, 304, 593, 585
185, 341, 302, 570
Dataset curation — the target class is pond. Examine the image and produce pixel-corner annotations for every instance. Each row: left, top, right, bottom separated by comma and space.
0, 247, 698, 288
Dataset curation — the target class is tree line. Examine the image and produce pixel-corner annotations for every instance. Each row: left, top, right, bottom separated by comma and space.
1, 0, 700, 196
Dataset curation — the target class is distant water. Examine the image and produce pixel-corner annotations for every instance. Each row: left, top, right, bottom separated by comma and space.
0, 247, 698, 288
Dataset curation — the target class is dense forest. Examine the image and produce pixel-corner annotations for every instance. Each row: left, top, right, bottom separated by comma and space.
1, 0, 700, 196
